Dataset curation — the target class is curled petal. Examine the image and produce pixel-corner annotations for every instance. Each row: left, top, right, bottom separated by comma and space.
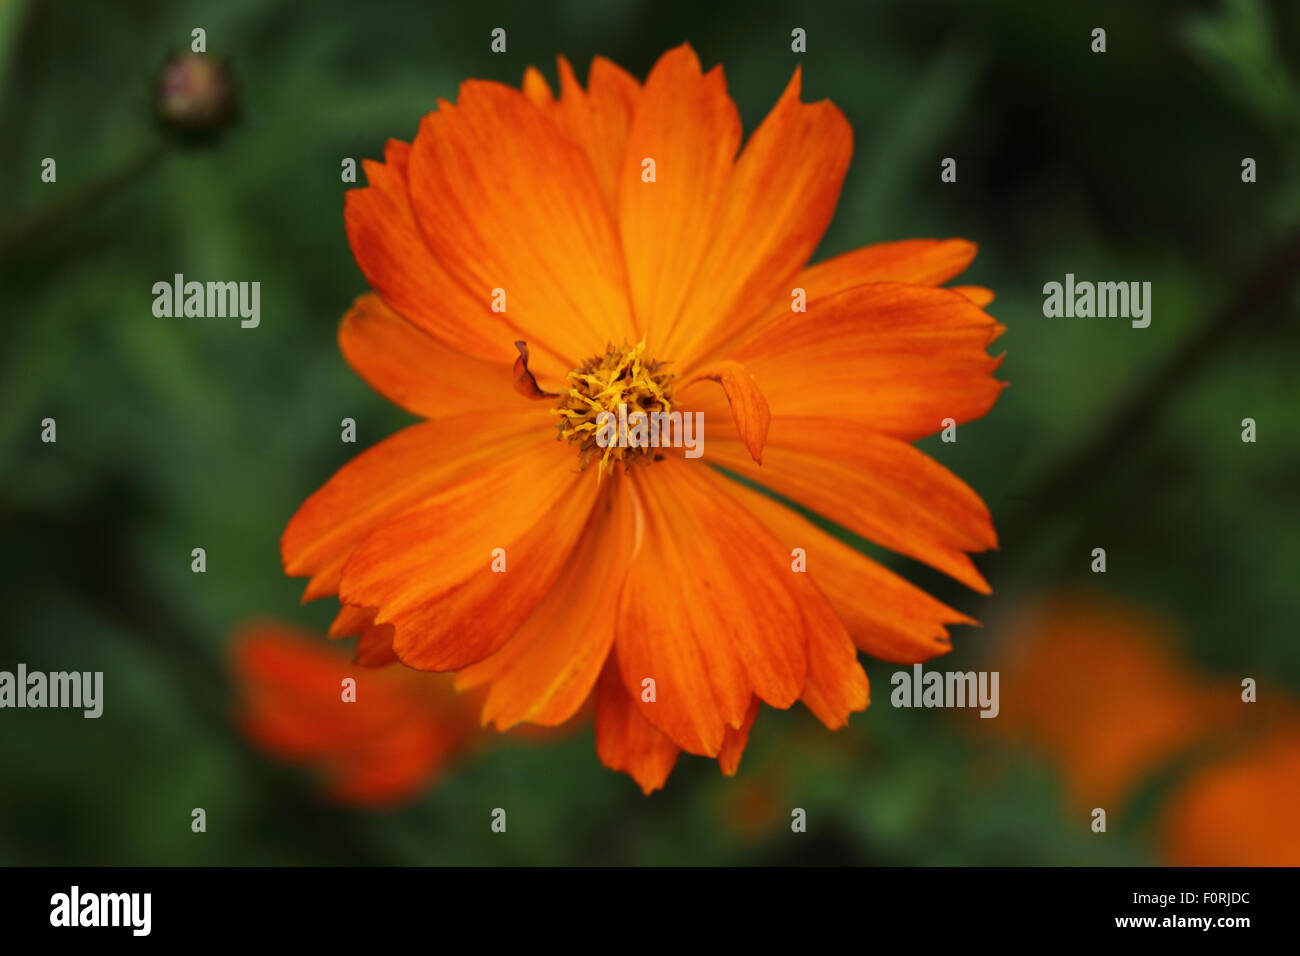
679, 360, 771, 463
512, 341, 557, 399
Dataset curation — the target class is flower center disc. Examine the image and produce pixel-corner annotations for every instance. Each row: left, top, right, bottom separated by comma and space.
554, 341, 674, 476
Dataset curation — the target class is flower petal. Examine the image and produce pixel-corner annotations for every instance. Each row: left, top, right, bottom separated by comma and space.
595, 653, 680, 795
456, 477, 640, 729
618, 44, 740, 344
669, 66, 852, 367
339, 439, 601, 671
951, 285, 995, 306
407, 80, 636, 366
521, 66, 555, 111
678, 359, 771, 463
718, 697, 761, 776
345, 140, 535, 371
734, 282, 1005, 442
701, 476, 871, 726
708, 419, 997, 593
793, 238, 977, 300
328, 603, 375, 639
800, 597, 871, 729
718, 480, 976, 662
354, 623, 398, 667
281, 411, 549, 602
712, 239, 981, 362
511, 341, 557, 399
552, 55, 641, 213
339, 293, 519, 419
615, 459, 814, 755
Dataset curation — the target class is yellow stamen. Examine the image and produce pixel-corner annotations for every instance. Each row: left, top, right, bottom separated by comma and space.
553, 340, 674, 478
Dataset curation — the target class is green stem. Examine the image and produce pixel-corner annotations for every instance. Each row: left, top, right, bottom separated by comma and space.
0, 140, 166, 258
1006, 227, 1300, 533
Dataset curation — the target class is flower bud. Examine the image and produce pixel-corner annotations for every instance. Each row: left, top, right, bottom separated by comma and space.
154, 51, 237, 144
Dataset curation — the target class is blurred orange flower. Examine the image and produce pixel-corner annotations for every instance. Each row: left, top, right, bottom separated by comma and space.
232, 621, 481, 806
995, 596, 1235, 810
1161, 721, 1300, 866
994, 594, 1300, 865
282, 44, 1005, 792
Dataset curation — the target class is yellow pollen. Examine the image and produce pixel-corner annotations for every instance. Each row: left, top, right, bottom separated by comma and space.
553, 340, 674, 478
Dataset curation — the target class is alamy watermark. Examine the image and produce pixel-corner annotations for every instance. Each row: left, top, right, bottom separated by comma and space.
595, 403, 704, 458
890, 663, 999, 718
1042, 273, 1151, 328
152, 273, 260, 328
50, 886, 150, 936
0, 664, 103, 718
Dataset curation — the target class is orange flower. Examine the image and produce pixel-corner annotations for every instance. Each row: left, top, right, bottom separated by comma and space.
1161, 721, 1300, 866
232, 621, 480, 805
995, 595, 1237, 811
994, 595, 1297, 864
282, 45, 1005, 792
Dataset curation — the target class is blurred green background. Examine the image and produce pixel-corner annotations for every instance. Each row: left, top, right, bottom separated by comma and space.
2, 0, 1299, 865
